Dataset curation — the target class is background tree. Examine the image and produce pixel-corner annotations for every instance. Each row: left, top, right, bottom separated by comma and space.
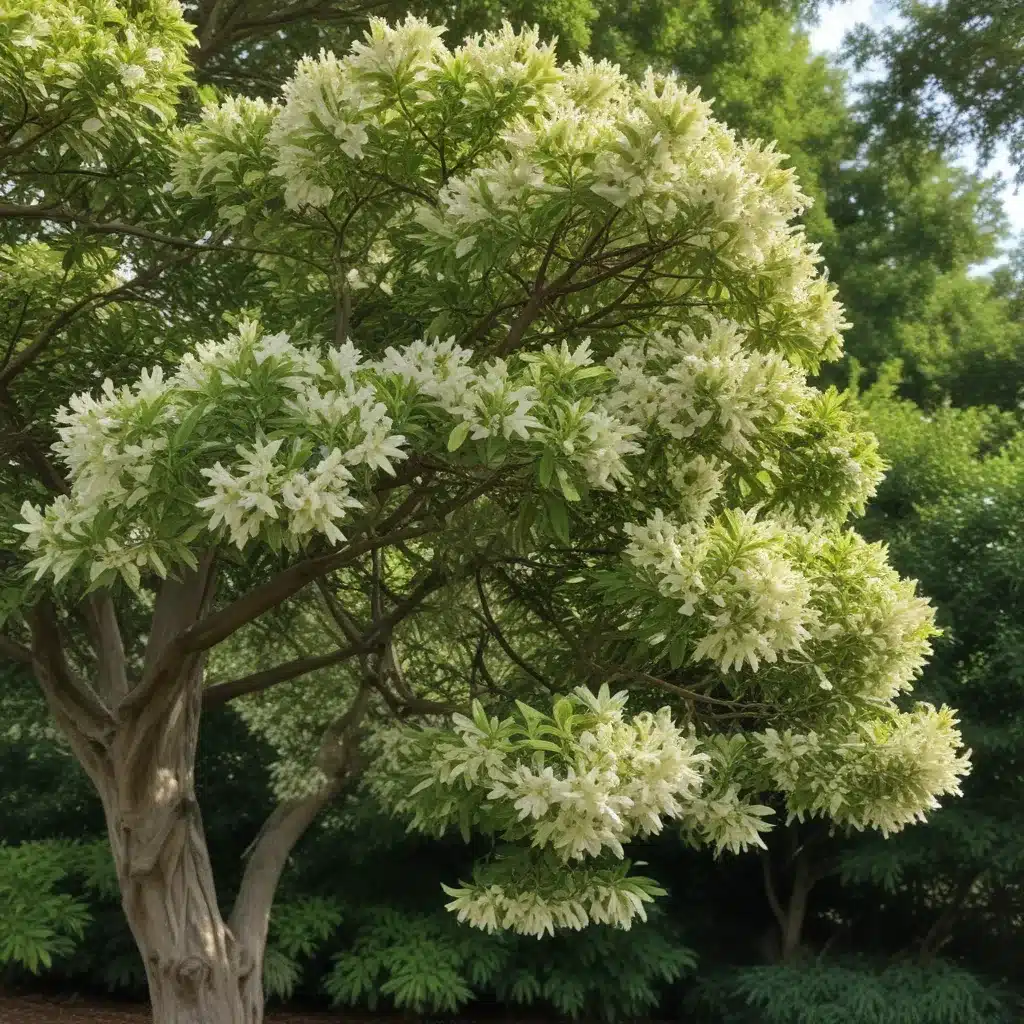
844, 0, 1024, 185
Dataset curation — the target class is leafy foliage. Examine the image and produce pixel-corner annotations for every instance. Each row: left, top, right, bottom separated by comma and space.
0, 841, 91, 974
324, 901, 695, 1021
263, 896, 344, 1001
846, 0, 1024, 185
692, 959, 1013, 1024
1, 0, 1022, 1018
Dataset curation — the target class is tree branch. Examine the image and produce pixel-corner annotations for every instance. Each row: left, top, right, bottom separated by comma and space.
201, 645, 362, 709
27, 599, 116, 747
315, 578, 366, 647
0, 632, 33, 665
204, 565, 448, 709
760, 849, 788, 936
0, 249, 197, 387
0, 383, 71, 494
228, 682, 373, 956
475, 569, 552, 691
86, 591, 129, 705
117, 551, 219, 715
180, 472, 496, 657
180, 524, 431, 658
0, 202, 325, 269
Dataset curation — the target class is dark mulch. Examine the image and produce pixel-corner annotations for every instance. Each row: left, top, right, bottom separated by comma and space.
0, 995, 669, 1024
0, 996, 480, 1022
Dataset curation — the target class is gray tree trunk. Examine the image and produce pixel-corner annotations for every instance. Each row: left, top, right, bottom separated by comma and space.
27, 568, 369, 1024
100, 662, 265, 1024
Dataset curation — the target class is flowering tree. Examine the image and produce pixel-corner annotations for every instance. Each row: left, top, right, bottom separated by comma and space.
0, 6, 972, 1024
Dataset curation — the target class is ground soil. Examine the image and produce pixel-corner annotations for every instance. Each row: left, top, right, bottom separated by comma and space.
0, 995, 650, 1024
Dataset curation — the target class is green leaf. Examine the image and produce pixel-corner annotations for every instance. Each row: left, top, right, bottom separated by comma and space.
556, 466, 581, 502
447, 420, 471, 451
171, 404, 207, 448
538, 451, 556, 488
524, 738, 563, 753
542, 494, 570, 545
512, 500, 537, 552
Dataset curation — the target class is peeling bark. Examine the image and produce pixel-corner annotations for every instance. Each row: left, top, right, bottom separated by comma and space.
25, 551, 382, 1023
106, 657, 260, 1024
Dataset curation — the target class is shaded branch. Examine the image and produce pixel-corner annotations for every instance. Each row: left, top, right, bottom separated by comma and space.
228, 682, 373, 952
0, 632, 33, 665
180, 472, 496, 657
202, 644, 362, 709
205, 566, 447, 708
27, 599, 116, 746
475, 569, 553, 691
180, 524, 431, 658
760, 849, 788, 936
0, 249, 198, 387
0, 203, 326, 269
118, 551, 219, 715
0, 383, 71, 494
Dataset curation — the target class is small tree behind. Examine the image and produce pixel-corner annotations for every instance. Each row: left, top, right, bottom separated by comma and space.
1, 9, 970, 1024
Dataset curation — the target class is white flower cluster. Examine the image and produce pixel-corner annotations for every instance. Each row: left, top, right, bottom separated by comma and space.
376, 339, 541, 443
800, 531, 937, 701
666, 453, 725, 523
1, 0, 193, 153
196, 441, 362, 549
484, 705, 707, 862
171, 95, 279, 217
365, 685, 718, 850
366, 686, 796, 866
364, 686, 837, 933
605, 317, 809, 456
440, 868, 664, 938
624, 509, 818, 673
755, 704, 972, 837
268, 50, 371, 209
685, 784, 775, 855
169, 17, 849, 368
17, 324, 663, 586
620, 507, 939, 702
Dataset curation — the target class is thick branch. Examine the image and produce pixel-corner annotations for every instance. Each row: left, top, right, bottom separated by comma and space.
0, 632, 33, 665
27, 599, 116, 753
182, 473, 495, 657
181, 524, 430, 657
202, 644, 361, 709
116, 551, 218, 720
228, 684, 373, 952
87, 591, 129, 704
315, 578, 365, 646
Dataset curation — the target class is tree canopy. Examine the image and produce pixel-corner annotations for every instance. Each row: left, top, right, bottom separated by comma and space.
1, 1, 1020, 1022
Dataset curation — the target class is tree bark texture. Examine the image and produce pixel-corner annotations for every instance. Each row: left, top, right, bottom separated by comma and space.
28, 570, 265, 1023
107, 662, 263, 1024
26, 559, 374, 1023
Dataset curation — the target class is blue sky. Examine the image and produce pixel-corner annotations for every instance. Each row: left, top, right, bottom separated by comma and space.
805, 0, 1022, 269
